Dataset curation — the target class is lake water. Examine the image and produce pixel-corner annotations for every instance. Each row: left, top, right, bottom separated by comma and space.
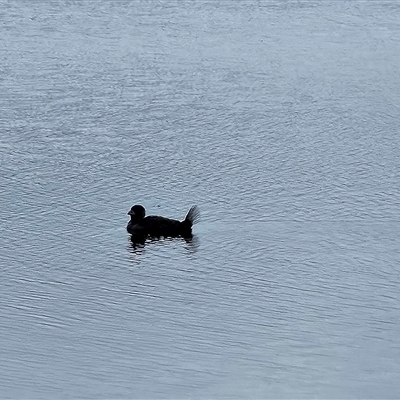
1, 1, 400, 398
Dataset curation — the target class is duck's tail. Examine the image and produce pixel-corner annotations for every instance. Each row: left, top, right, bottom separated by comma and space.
180, 205, 200, 237
184, 205, 200, 226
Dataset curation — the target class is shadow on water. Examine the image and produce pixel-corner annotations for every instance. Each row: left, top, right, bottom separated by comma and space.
127, 234, 200, 255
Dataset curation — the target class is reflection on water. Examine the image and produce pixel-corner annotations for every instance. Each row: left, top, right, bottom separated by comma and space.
128, 234, 200, 254
1, 0, 400, 398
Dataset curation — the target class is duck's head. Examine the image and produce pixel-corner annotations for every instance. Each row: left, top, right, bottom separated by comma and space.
128, 205, 146, 220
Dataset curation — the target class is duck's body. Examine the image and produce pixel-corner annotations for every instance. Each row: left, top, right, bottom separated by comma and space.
127, 205, 200, 239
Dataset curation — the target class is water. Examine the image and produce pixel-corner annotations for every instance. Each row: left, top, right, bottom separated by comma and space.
1, 1, 400, 398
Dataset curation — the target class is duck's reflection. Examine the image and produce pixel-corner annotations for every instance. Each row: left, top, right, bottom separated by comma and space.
128, 233, 200, 254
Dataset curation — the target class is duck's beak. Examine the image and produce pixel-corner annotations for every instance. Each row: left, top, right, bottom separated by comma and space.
128, 210, 135, 216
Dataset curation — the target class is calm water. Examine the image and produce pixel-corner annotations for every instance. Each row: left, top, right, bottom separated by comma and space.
1, 1, 400, 398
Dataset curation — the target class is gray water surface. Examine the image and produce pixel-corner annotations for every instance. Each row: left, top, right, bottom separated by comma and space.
1, 1, 400, 398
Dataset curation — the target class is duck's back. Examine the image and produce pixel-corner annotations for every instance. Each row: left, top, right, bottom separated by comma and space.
142, 215, 182, 237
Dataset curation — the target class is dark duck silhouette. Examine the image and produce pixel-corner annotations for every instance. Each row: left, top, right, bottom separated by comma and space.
127, 205, 200, 239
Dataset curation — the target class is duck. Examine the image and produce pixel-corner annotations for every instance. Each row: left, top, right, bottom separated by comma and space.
127, 205, 200, 239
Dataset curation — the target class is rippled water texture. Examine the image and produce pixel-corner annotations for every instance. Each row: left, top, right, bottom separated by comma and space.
1, 1, 400, 398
